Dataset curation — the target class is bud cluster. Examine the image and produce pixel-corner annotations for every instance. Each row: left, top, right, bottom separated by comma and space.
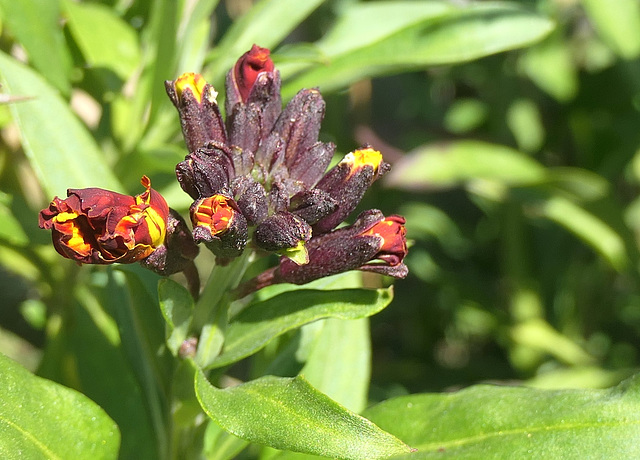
166, 45, 408, 285
38, 44, 407, 291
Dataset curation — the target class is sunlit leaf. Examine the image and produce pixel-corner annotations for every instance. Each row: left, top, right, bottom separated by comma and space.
62, 0, 140, 80
364, 373, 640, 458
386, 141, 546, 191
581, 0, 640, 59
0, 51, 121, 197
195, 373, 412, 459
283, 2, 554, 96
0, 0, 72, 94
0, 353, 120, 459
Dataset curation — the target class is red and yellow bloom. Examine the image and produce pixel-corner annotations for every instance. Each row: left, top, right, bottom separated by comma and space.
39, 176, 169, 264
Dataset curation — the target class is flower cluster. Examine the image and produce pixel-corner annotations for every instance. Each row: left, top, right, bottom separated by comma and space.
166, 44, 408, 285
38, 45, 407, 291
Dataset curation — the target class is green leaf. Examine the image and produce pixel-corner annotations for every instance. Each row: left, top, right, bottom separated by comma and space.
540, 196, 628, 271
158, 278, 194, 356
62, 0, 141, 80
195, 373, 412, 459
364, 373, 640, 458
0, 352, 120, 459
0, 51, 121, 197
300, 318, 371, 413
208, 288, 393, 369
283, 2, 554, 97
206, 0, 325, 84
0, 0, 72, 94
580, 0, 640, 59
385, 141, 546, 191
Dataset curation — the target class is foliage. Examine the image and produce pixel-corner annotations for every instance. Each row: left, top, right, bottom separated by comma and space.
1, 0, 640, 459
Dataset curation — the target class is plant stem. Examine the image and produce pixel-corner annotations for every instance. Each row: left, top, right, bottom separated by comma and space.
191, 251, 253, 367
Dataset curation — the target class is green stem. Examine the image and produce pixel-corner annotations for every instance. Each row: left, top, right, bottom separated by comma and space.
191, 250, 253, 367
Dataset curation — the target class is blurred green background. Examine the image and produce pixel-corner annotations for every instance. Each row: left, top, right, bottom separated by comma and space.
1, 0, 640, 402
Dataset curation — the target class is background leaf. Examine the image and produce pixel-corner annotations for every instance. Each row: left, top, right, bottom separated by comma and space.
195, 373, 412, 460
0, 51, 121, 197
282, 2, 554, 97
0, 352, 120, 459
0, 0, 72, 94
364, 373, 640, 458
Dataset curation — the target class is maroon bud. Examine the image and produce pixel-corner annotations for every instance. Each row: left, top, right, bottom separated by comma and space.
313, 147, 390, 234
232, 176, 269, 225
289, 189, 337, 225
165, 73, 227, 152
273, 88, 325, 169
254, 211, 312, 265
176, 144, 234, 199
275, 210, 408, 285
287, 142, 335, 189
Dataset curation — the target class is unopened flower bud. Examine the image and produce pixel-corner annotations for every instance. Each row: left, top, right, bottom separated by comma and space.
275, 210, 408, 284
254, 211, 312, 265
313, 147, 390, 234
176, 144, 234, 199
166, 72, 227, 153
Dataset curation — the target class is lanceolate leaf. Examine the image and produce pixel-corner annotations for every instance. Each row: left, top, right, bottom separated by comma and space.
195, 373, 412, 460
364, 374, 640, 458
0, 51, 121, 197
282, 2, 554, 97
0, 353, 120, 459
207, 288, 393, 369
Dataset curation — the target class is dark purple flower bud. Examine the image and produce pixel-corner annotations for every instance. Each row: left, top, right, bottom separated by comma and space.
140, 209, 199, 275
289, 189, 337, 225
274, 210, 408, 285
288, 141, 335, 188
232, 176, 268, 225
273, 89, 325, 169
254, 132, 286, 179
313, 147, 390, 234
165, 72, 227, 153
191, 195, 248, 259
254, 211, 312, 265
268, 176, 291, 214
175, 143, 234, 199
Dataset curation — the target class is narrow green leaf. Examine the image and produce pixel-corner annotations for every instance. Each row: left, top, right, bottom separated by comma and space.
364, 373, 640, 458
385, 141, 546, 191
208, 288, 393, 369
0, 51, 121, 197
0, 0, 72, 94
195, 373, 412, 460
158, 278, 194, 356
62, 0, 141, 80
300, 318, 371, 413
206, 0, 325, 84
0, 353, 120, 459
580, 0, 640, 59
283, 3, 554, 97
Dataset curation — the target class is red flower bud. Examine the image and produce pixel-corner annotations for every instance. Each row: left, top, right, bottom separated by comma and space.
233, 44, 275, 103
39, 176, 169, 265
191, 194, 248, 259
275, 210, 408, 284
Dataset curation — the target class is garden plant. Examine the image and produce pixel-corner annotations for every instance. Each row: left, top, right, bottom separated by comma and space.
1, 0, 640, 459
